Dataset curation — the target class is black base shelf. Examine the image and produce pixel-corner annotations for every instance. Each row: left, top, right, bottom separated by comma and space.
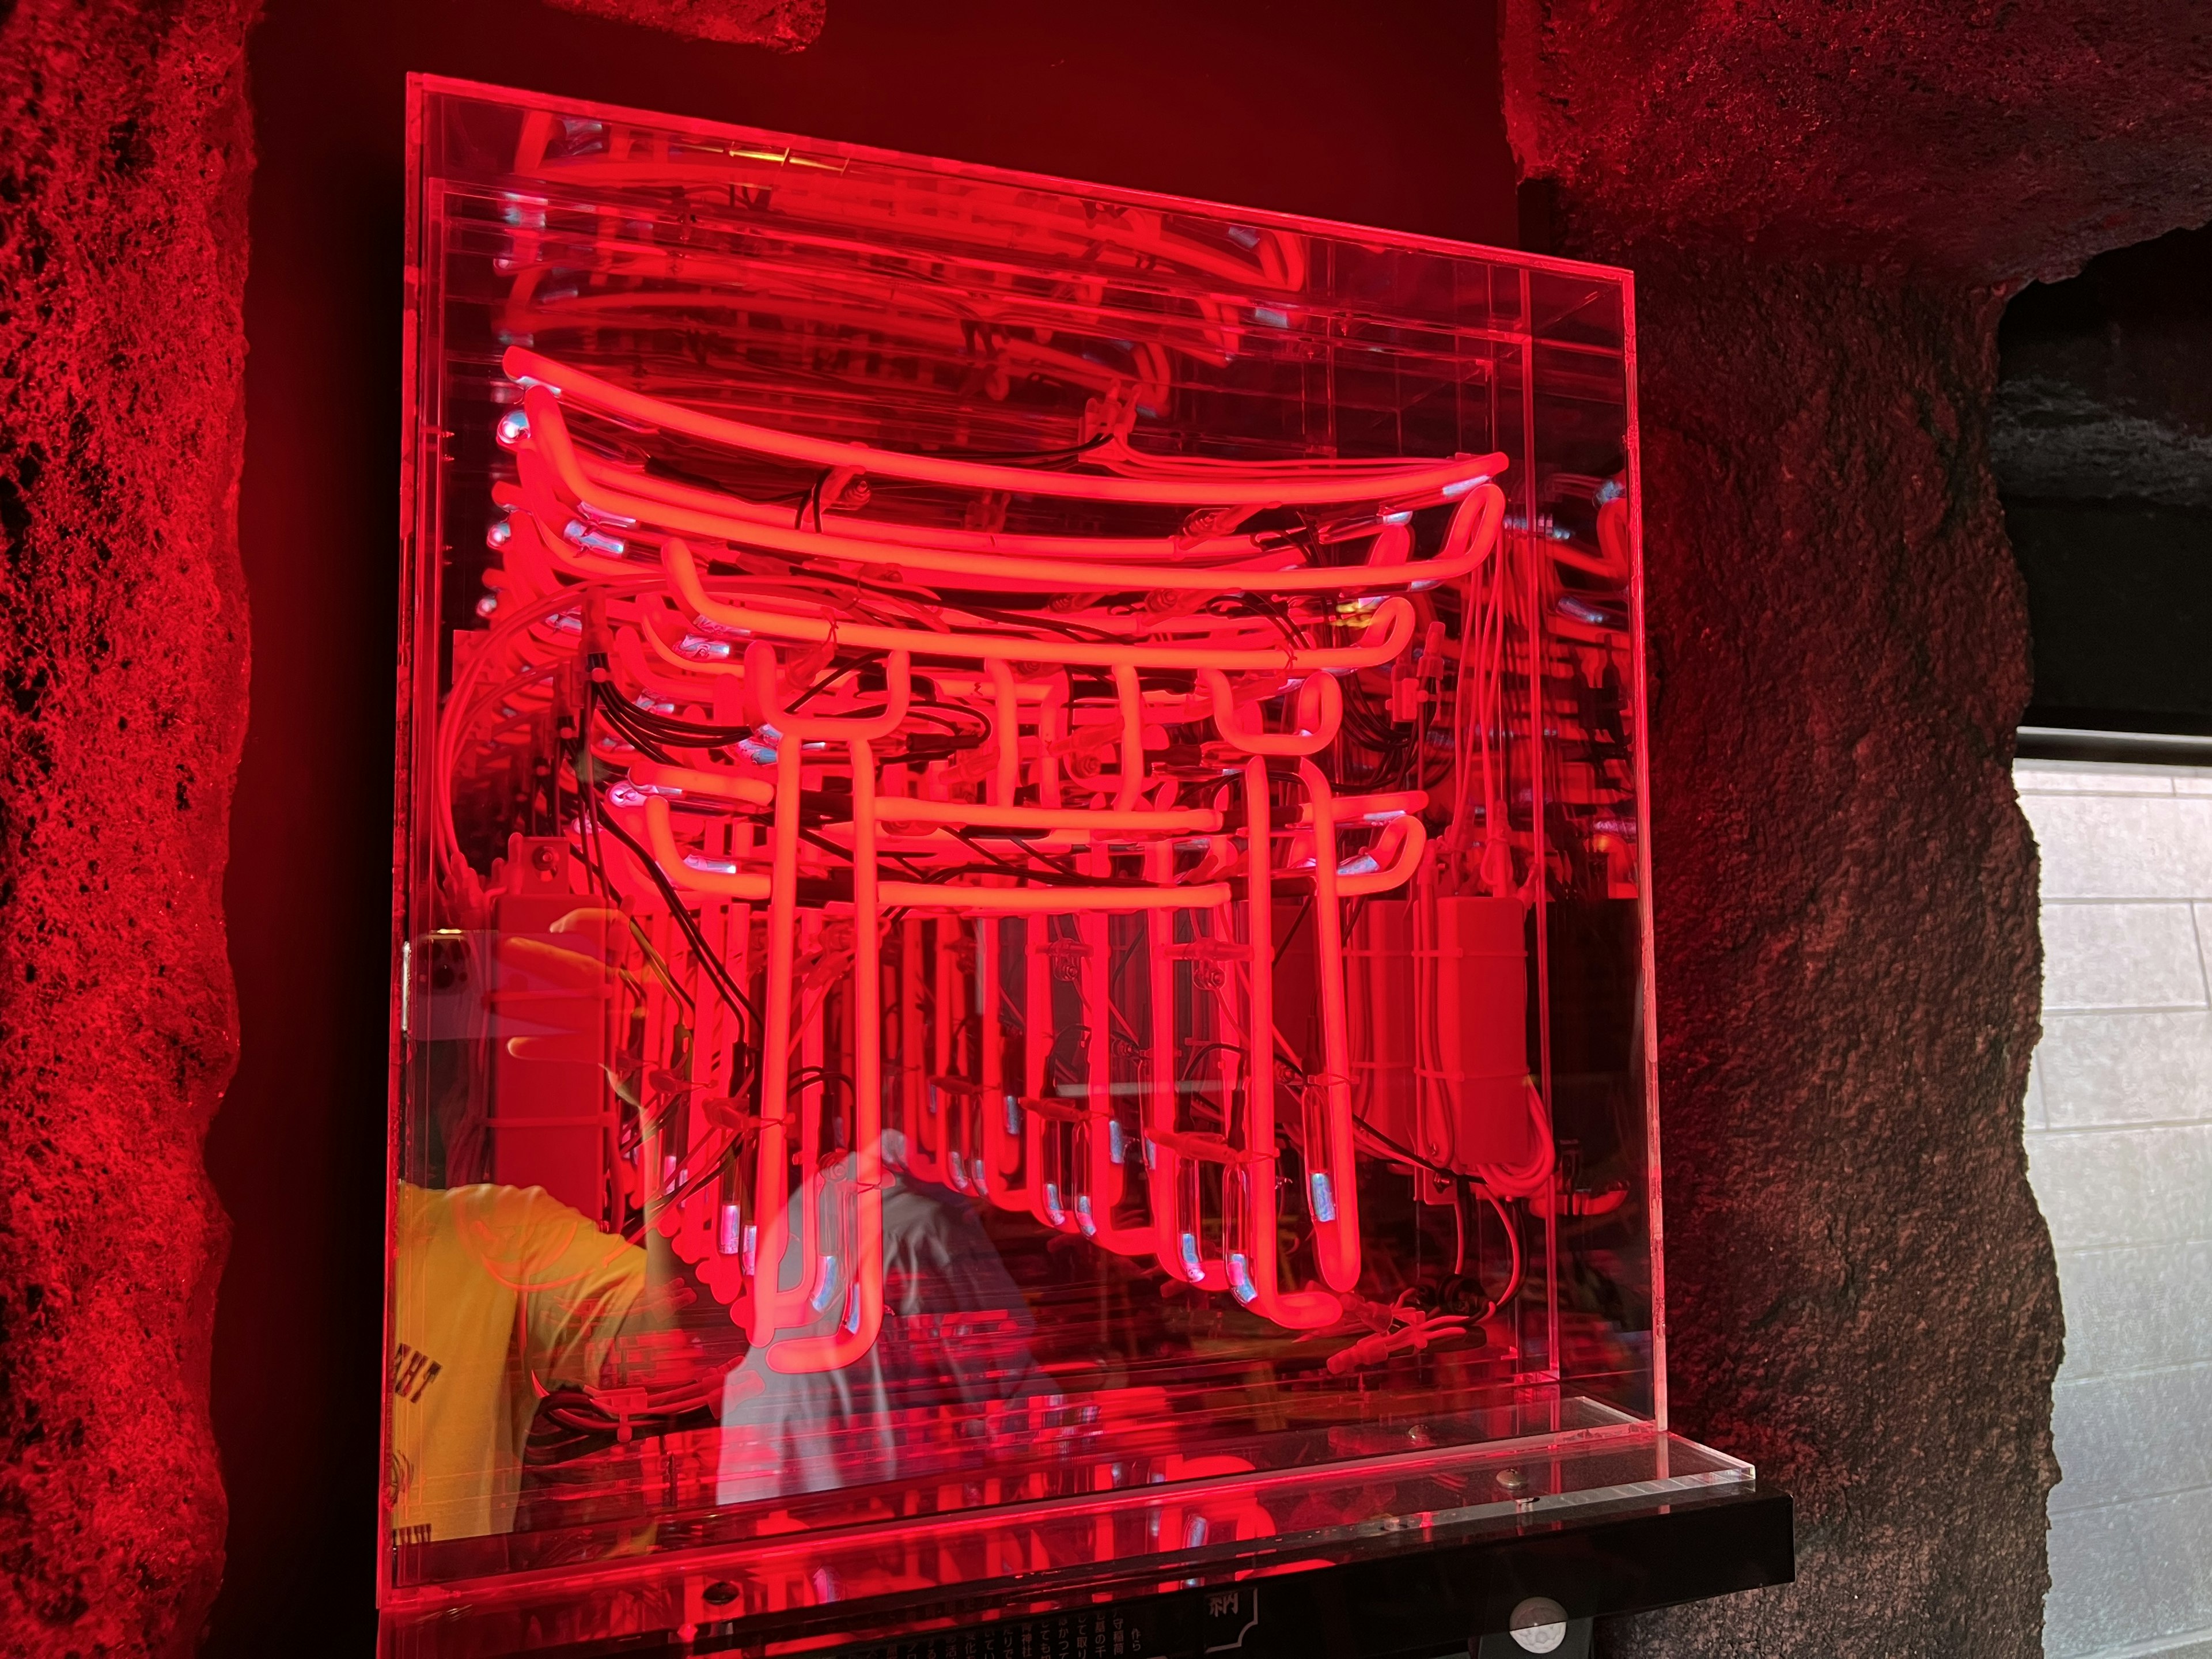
535, 1483, 1791, 1659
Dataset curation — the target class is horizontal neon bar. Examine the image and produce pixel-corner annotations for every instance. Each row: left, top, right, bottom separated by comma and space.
874, 881, 1231, 913
509, 347, 1505, 507
868, 798, 1222, 834
627, 761, 774, 804
524, 393, 1503, 596
665, 537, 1418, 672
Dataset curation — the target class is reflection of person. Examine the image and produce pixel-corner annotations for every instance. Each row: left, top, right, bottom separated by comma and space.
717, 1132, 1041, 1505
387, 1182, 670, 1543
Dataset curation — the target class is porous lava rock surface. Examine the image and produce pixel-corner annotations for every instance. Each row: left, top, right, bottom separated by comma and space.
1501, 1, 2212, 1654
1503, 0, 2212, 282
539, 0, 823, 50
0, 1, 256, 1655
1605, 255, 2054, 1659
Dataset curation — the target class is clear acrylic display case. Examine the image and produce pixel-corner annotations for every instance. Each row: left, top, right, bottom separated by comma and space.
385, 75, 1741, 1657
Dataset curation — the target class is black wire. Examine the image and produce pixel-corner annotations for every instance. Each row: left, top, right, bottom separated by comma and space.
650, 1127, 757, 1227
912, 862, 1152, 889
802, 824, 931, 880
978, 827, 1082, 878
592, 696, 677, 764
927, 431, 1113, 465
573, 751, 615, 902
795, 825, 853, 866
1208, 589, 1310, 655
572, 748, 696, 1017
1353, 1115, 1463, 1182
948, 827, 1035, 879
594, 677, 755, 748
949, 602, 1127, 644
1180, 1040, 1248, 1084
899, 701, 994, 737
795, 469, 828, 532
586, 802, 765, 1039
786, 654, 863, 713
1272, 895, 1313, 971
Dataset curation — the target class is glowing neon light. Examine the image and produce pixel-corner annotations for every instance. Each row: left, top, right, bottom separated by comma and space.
431, 170, 1611, 1382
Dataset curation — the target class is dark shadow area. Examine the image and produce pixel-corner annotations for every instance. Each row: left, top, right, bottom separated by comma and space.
211, 3, 1515, 1651
1996, 222, 2212, 734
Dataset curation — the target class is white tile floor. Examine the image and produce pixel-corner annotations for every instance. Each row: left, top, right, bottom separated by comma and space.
2019, 762, 2212, 1659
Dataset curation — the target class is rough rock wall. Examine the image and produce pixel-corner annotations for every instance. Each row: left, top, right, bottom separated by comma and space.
539, 0, 822, 50
1501, 0, 2212, 282
1620, 256, 2055, 1657
0, 2, 259, 1656
1501, 1, 2212, 1654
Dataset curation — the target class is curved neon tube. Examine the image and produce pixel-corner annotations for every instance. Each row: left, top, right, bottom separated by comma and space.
1078, 897, 1151, 1256
1204, 668, 1342, 757
642, 569, 1351, 680
1296, 760, 1359, 1295
1229, 759, 1341, 1331
628, 761, 775, 805
512, 347, 1504, 507
1144, 847, 1228, 1294
861, 797, 1222, 835
664, 536, 1418, 673
1301, 789, 1428, 824
987, 660, 1020, 808
641, 797, 773, 900
875, 881, 1230, 914
642, 565, 1343, 679
745, 639, 912, 743
562, 441, 1268, 566
1334, 815, 1427, 897
1021, 918, 1066, 1234
898, 914, 941, 1185
979, 917, 1031, 1216
512, 153, 1309, 302
522, 393, 1505, 596
748, 739, 807, 1347
1109, 664, 1145, 813
766, 736, 885, 1372
934, 922, 963, 1192
615, 619, 728, 706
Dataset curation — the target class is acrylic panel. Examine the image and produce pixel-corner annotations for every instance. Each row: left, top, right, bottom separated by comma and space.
387, 75, 1704, 1654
